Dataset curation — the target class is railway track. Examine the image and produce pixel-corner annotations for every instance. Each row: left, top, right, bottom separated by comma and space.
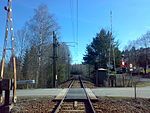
51, 77, 96, 113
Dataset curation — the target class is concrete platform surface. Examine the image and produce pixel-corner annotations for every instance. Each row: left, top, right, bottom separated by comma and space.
92, 87, 150, 98
10, 88, 62, 97
55, 88, 97, 100
85, 88, 97, 100
55, 89, 68, 100
8, 87, 150, 98
65, 88, 87, 100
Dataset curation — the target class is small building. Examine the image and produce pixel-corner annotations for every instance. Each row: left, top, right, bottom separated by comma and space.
95, 68, 108, 86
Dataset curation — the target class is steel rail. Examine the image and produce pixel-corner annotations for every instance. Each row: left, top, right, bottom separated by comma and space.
52, 79, 74, 113
52, 76, 96, 113
79, 77, 96, 113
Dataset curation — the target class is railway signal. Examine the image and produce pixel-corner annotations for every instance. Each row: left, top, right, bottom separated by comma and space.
122, 61, 125, 66
0, 0, 17, 103
129, 63, 133, 72
121, 54, 126, 73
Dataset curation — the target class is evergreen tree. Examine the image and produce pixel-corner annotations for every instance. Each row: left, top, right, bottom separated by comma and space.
22, 49, 29, 80
83, 29, 121, 73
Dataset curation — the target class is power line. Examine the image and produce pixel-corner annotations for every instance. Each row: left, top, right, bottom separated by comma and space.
74, 0, 79, 63
76, 0, 78, 45
70, 0, 75, 42
70, 0, 77, 63
69, 0, 79, 63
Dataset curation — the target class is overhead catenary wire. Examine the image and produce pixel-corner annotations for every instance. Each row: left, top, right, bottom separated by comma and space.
70, 0, 76, 63
70, 0, 75, 43
69, 0, 79, 63
76, 0, 79, 63
76, 0, 78, 43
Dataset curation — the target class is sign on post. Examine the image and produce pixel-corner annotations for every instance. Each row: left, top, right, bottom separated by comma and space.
129, 63, 133, 71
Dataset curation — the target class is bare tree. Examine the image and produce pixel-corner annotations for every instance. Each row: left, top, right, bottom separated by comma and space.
26, 4, 59, 87
16, 4, 71, 88
124, 31, 150, 74
15, 26, 30, 80
138, 31, 150, 74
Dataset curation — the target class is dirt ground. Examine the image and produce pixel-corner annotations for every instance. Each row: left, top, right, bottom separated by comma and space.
11, 96, 150, 113
94, 97, 150, 113
11, 96, 54, 113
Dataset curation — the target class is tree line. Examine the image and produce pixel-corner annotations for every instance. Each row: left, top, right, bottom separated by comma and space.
123, 31, 150, 75
83, 29, 122, 79
82, 28, 150, 78
0, 4, 71, 88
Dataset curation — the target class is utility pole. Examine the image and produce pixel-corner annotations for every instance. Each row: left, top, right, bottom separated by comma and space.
0, 0, 17, 103
52, 31, 58, 88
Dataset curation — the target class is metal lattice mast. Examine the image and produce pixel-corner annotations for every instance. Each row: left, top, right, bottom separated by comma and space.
108, 11, 112, 72
1, 0, 17, 103
110, 11, 116, 73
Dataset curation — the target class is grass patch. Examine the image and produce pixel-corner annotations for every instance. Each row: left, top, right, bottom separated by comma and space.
137, 82, 150, 87
100, 96, 133, 99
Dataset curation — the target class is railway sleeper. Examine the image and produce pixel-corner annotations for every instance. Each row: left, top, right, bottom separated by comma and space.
62, 103, 85, 106
61, 107, 85, 110
62, 104, 85, 106
60, 109, 85, 113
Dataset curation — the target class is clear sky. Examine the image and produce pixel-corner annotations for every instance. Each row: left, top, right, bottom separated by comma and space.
0, 0, 150, 64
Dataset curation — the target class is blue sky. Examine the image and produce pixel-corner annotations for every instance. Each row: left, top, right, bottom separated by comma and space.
0, 0, 150, 64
